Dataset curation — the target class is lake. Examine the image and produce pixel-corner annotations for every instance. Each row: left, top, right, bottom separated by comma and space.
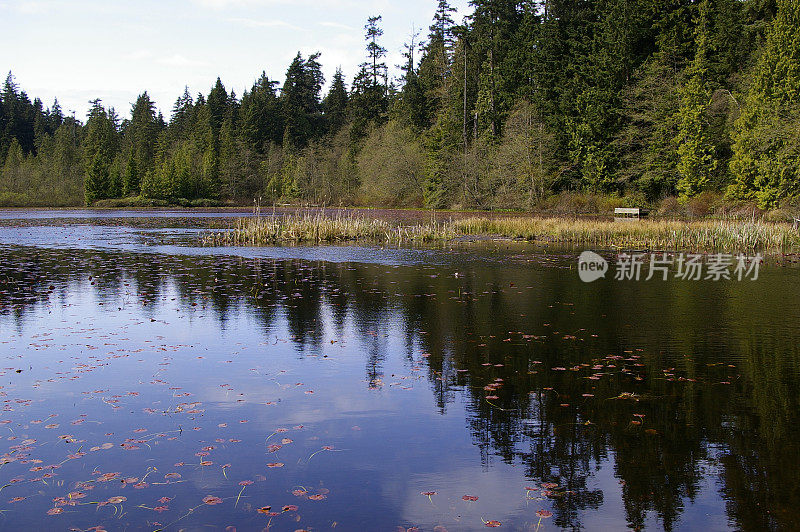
0, 210, 798, 531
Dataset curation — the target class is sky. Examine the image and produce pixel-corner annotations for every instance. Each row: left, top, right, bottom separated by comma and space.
1, 0, 473, 121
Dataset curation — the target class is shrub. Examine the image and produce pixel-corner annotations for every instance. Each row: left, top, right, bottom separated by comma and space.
684, 192, 718, 218
764, 209, 791, 223
357, 121, 426, 207
0, 192, 31, 207
658, 196, 682, 217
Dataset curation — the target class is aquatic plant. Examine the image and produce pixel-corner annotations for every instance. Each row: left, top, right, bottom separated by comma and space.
203, 212, 800, 253
452, 216, 800, 252
202, 210, 457, 246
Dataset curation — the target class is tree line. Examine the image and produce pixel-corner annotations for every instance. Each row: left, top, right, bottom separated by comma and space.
1, 0, 798, 211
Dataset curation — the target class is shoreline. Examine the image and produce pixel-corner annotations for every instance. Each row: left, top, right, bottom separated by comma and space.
2, 206, 798, 254
201, 212, 800, 254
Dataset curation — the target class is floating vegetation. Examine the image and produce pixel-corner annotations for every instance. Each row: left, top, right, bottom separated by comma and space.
203, 211, 800, 252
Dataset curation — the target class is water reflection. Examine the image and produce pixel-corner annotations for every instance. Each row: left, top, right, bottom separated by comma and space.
1, 245, 798, 531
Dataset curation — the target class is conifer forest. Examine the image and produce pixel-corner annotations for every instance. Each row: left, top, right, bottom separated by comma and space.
1, 0, 798, 212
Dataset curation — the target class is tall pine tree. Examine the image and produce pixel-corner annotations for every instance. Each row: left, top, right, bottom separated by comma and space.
83, 100, 119, 204
323, 68, 349, 134
676, 0, 717, 200
729, 0, 800, 208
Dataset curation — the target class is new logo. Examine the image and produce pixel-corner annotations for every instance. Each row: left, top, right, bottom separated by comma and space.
578, 251, 609, 283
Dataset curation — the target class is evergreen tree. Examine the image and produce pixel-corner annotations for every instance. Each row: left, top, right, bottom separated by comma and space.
394, 28, 429, 130
241, 73, 283, 151
676, 0, 717, 199
49, 98, 64, 131
364, 16, 388, 88
170, 87, 195, 142
350, 17, 390, 131
2, 72, 37, 157
417, 2, 457, 130
207, 77, 228, 134
729, 0, 800, 207
218, 112, 238, 199
83, 99, 119, 204
281, 52, 324, 148
469, 0, 524, 136
122, 91, 160, 195
33, 98, 48, 147
432, 0, 457, 47
323, 68, 349, 134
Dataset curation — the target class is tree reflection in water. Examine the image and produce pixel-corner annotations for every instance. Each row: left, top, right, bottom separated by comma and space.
0, 246, 798, 531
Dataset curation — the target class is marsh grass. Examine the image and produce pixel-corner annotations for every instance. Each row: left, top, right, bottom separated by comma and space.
202, 211, 456, 246
451, 217, 800, 252
203, 211, 800, 253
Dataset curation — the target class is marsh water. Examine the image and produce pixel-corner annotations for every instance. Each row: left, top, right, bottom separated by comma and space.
0, 210, 799, 531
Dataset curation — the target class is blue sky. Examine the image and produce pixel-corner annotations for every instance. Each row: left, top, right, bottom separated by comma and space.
1, 0, 473, 120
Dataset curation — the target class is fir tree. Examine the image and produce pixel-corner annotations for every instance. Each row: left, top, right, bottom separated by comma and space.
123, 91, 159, 195
364, 16, 388, 88
207, 77, 228, 134
281, 53, 324, 148
676, 0, 717, 200
729, 0, 800, 208
323, 68, 349, 134
83, 99, 119, 204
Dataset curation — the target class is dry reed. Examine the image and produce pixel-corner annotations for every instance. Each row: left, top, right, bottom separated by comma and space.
202, 212, 800, 253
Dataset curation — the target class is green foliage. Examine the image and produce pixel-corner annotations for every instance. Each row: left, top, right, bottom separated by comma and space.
207, 78, 228, 134
281, 53, 325, 148
468, 0, 524, 136
120, 91, 161, 196
240, 73, 283, 152
323, 69, 348, 134
363, 16, 388, 87
487, 101, 557, 208
0, 2, 795, 210
422, 120, 452, 208
1, 138, 25, 193
268, 150, 301, 200
83, 100, 120, 204
357, 121, 426, 206
730, 0, 800, 208
615, 58, 682, 199
676, 0, 718, 200
349, 17, 389, 132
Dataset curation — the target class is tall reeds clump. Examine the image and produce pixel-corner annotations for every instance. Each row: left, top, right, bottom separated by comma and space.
202, 211, 457, 246
451, 217, 800, 252
203, 211, 800, 253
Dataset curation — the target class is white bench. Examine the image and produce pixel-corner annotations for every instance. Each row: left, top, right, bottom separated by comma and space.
614, 208, 642, 219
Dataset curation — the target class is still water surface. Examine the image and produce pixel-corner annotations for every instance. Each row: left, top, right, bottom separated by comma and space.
0, 211, 798, 531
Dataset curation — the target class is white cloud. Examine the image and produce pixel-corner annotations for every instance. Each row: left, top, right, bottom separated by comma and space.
4, 0, 50, 14
3, 0, 476, 119
191, 0, 360, 9
125, 49, 153, 61
191, 0, 250, 8
157, 54, 208, 68
227, 17, 301, 30
319, 21, 354, 31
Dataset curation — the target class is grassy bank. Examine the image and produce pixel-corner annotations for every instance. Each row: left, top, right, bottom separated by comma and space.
453, 217, 800, 252
203, 212, 800, 253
